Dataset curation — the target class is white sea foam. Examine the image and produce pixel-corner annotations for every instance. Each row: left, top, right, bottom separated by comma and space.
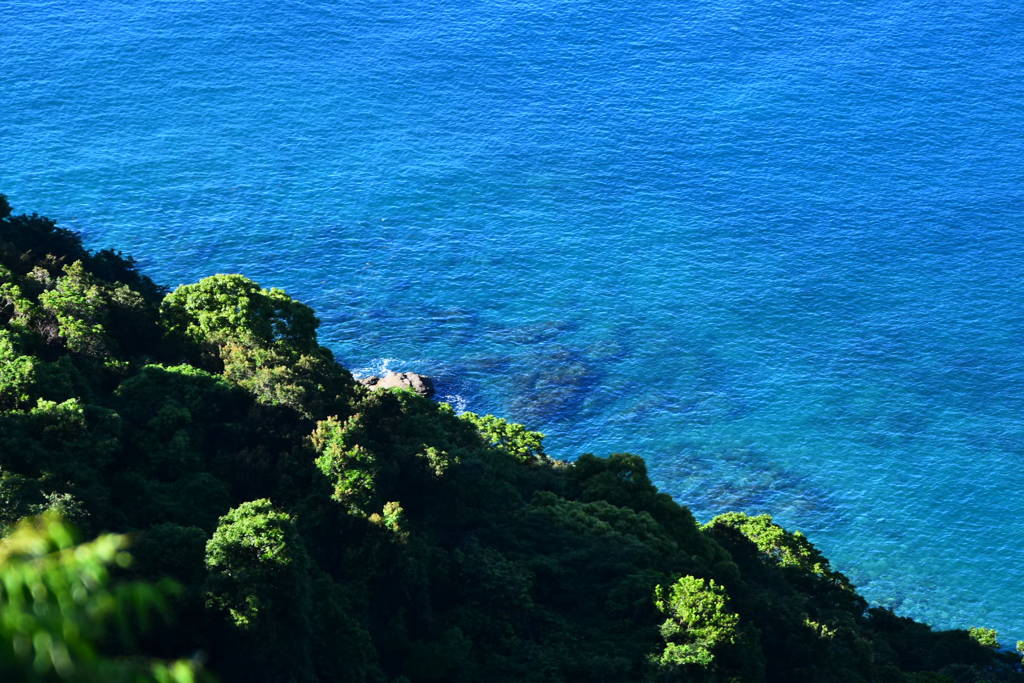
440, 392, 469, 414
351, 357, 403, 379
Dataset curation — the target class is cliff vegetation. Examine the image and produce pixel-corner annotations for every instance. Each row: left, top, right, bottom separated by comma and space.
0, 196, 1020, 682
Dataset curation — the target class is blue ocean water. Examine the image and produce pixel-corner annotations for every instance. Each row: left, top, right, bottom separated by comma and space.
3, 0, 1024, 639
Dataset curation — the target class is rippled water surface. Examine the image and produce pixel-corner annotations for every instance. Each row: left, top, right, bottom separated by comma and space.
3, 0, 1024, 638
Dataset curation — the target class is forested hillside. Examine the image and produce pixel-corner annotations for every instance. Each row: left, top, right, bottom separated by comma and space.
0, 196, 1019, 682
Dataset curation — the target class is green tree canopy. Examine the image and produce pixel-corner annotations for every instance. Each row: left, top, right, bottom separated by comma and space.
652, 575, 740, 670
204, 499, 314, 681
161, 275, 319, 356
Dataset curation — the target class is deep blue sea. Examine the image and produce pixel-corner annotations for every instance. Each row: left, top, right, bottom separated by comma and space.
3, 0, 1024, 640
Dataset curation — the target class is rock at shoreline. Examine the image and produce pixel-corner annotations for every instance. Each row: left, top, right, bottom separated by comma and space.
359, 371, 435, 398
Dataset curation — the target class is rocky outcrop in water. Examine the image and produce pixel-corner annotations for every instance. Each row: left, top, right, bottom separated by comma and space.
359, 371, 435, 398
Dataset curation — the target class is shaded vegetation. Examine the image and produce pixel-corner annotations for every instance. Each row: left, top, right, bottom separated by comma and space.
1, 196, 1021, 682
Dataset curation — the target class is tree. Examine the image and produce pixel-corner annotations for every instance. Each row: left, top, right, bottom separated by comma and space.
161, 275, 352, 417
0, 397, 120, 523
968, 627, 1000, 649
38, 260, 147, 358
703, 512, 852, 589
0, 328, 37, 408
161, 275, 318, 355
204, 499, 313, 681
652, 576, 739, 671
310, 414, 378, 514
460, 411, 546, 462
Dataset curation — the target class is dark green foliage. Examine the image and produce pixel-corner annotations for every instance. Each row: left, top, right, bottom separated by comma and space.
0, 397, 120, 526
0, 211, 88, 276
1, 195, 1019, 683
204, 500, 315, 681
114, 364, 247, 480
133, 523, 209, 587
0, 328, 37, 407
37, 260, 150, 358
311, 414, 379, 513
160, 274, 353, 419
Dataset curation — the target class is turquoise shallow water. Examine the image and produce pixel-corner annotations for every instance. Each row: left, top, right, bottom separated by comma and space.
3, 0, 1024, 638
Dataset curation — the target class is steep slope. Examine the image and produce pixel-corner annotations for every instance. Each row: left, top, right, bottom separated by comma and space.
0, 196, 1019, 682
